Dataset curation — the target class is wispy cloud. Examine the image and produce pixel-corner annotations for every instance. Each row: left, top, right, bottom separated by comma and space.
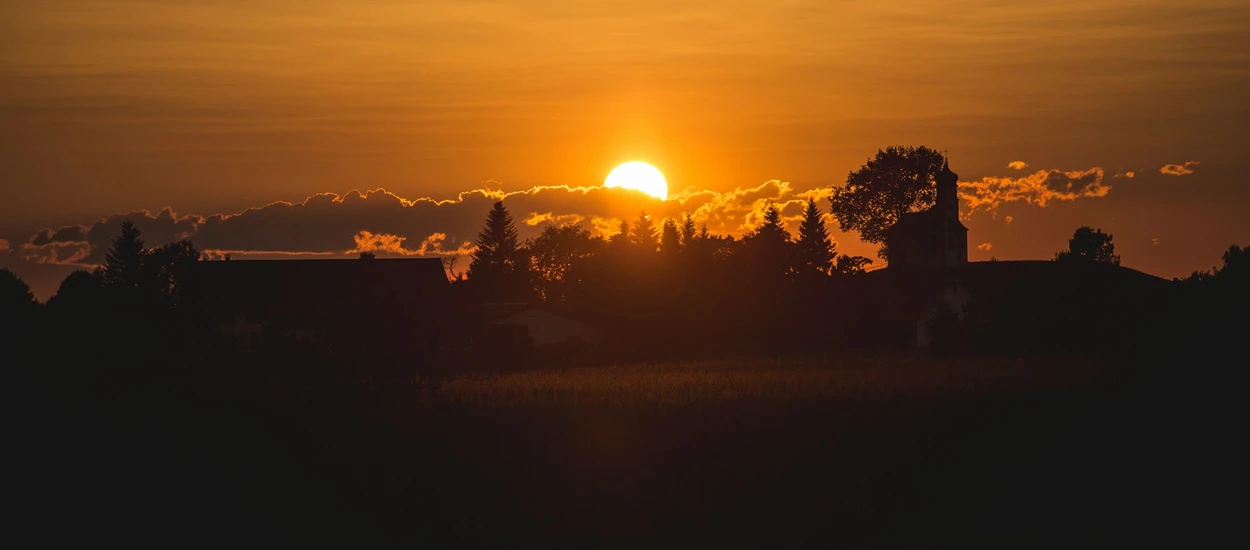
1007, 161, 1028, 171
1160, 161, 1200, 176
959, 167, 1108, 214
976, 242, 993, 251
1114, 170, 1136, 179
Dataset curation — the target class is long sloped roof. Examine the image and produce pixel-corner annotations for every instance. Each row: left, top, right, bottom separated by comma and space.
196, 258, 449, 328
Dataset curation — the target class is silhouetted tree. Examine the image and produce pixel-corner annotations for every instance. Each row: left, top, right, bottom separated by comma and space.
46, 269, 104, 313
660, 218, 681, 256
679, 214, 697, 245
1215, 244, 1248, 282
1055, 226, 1120, 265
628, 211, 659, 252
102, 220, 147, 291
609, 219, 631, 250
359, 251, 375, 259
0, 268, 38, 343
143, 240, 200, 305
528, 223, 602, 302
829, 145, 947, 258
468, 201, 529, 299
795, 198, 835, 276
741, 203, 793, 283
835, 255, 873, 275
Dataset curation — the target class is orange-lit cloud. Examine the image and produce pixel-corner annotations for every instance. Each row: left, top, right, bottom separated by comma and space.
959, 167, 1108, 214
1005, 216, 1014, 225
524, 212, 586, 227
1160, 161, 1199, 176
1152, 237, 1160, 246
1007, 161, 1028, 170
16, 182, 844, 271
1114, 170, 1136, 179
0, 239, 9, 252
977, 242, 993, 251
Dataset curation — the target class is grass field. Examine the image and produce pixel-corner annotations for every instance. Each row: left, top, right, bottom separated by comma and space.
436, 355, 1114, 406
24, 352, 1227, 547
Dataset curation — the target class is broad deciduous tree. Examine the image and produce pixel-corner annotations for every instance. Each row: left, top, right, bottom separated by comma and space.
829, 145, 947, 258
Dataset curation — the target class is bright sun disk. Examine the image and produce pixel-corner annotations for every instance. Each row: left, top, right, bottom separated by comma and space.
605, 162, 667, 200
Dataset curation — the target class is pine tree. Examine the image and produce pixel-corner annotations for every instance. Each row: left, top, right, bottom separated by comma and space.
679, 214, 697, 245
628, 211, 659, 251
742, 203, 793, 279
468, 201, 526, 294
102, 220, 147, 291
795, 198, 835, 275
609, 219, 631, 250
660, 218, 681, 255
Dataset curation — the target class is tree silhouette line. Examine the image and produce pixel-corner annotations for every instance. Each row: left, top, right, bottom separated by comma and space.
2, 145, 1247, 367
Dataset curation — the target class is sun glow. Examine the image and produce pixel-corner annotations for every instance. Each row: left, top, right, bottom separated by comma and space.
605, 162, 668, 200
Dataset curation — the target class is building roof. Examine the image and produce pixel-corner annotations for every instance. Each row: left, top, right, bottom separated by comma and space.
196, 257, 449, 330
889, 208, 968, 236
854, 260, 1172, 320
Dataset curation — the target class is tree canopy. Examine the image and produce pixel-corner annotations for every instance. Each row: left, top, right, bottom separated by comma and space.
829, 145, 947, 258
1055, 226, 1120, 265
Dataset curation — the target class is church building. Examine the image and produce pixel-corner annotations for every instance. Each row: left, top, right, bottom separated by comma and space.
886, 160, 968, 268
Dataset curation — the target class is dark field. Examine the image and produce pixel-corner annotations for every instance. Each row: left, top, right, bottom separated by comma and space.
20, 353, 1232, 547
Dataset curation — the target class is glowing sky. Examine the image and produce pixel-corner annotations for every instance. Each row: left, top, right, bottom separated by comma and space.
2, 0, 1248, 298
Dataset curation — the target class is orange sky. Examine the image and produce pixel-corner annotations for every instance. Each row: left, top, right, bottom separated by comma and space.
2, 1, 1249, 298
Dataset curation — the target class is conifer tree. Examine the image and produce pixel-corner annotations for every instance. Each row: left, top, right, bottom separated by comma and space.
628, 211, 659, 251
795, 198, 835, 275
679, 214, 697, 245
660, 218, 681, 255
102, 220, 147, 290
468, 201, 527, 294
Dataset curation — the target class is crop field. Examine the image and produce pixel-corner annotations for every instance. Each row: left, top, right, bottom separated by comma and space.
435, 355, 1115, 406
37, 352, 1215, 547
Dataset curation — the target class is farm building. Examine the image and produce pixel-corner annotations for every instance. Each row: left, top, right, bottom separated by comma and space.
851, 260, 1172, 351
482, 303, 602, 350
196, 257, 452, 355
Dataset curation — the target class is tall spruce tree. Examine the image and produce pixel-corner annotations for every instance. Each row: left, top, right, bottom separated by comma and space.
102, 220, 147, 290
628, 211, 659, 251
795, 198, 835, 275
468, 201, 526, 295
743, 203, 793, 279
660, 218, 681, 255
679, 214, 697, 245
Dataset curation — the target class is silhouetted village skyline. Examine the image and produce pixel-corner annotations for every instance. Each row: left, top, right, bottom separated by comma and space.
4, 148, 1246, 547
3, 148, 1247, 368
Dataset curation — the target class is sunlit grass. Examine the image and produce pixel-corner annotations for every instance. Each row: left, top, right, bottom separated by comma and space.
436, 355, 1113, 407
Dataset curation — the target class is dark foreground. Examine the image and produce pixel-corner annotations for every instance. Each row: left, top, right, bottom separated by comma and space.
15, 350, 1237, 548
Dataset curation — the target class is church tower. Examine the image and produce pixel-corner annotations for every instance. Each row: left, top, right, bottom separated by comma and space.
936, 159, 959, 221
936, 159, 967, 266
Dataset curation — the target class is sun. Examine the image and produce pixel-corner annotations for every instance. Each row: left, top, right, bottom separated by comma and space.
605, 161, 668, 200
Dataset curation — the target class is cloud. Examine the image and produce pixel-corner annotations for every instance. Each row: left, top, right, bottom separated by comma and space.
1004, 216, 1014, 225
1007, 161, 1028, 170
15, 180, 834, 272
1152, 237, 1160, 246
976, 242, 993, 251
959, 167, 1108, 214
0, 239, 8, 252
1160, 161, 1199, 176
524, 212, 586, 227
1114, 170, 1136, 178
